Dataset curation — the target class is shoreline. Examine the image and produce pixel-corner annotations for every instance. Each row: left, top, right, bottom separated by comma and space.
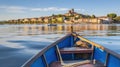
0, 23, 120, 25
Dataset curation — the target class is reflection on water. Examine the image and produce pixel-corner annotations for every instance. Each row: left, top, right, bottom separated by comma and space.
0, 24, 120, 67
2, 24, 119, 36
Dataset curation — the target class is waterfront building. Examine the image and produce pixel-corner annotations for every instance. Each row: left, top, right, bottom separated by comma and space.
98, 16, 112, 23
38, 17, 44, 22
23, 18, 30, 22
7, 9, 111, 24
44, 17, 50, 23
30, 18, 38, 22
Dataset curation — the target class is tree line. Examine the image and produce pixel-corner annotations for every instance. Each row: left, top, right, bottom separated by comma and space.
107, 13, 120, 23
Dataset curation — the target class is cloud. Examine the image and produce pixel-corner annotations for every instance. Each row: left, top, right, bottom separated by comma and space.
30, 7, 84, 12
0, 5, 85, 13
0, 5, 27, 13
75, 9, 85, 12
31, 7, 69, 11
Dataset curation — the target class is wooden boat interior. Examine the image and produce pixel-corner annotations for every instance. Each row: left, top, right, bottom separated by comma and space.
22, 33, 120, 67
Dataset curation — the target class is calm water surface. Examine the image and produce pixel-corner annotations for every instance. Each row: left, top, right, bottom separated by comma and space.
0, 24, 120, 67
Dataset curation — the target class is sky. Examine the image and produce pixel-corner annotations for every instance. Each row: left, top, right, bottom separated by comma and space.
0, 0, 120, 21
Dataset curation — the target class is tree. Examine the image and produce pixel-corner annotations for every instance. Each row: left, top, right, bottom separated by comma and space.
52, 14, 57, 17
52, 14, 55, 17
91, 15, 96, 18
107, 13, 117, 19
85, 15, 91, 18
57, 14, 63, 17
114, 16, 120, 21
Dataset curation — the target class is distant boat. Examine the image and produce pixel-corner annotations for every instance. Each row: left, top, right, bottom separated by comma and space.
22, 32, 120, 67
48, 24, 57, 26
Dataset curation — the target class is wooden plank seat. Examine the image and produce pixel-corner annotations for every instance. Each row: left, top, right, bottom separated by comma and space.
50, 60, 106, 67
60, 47, 93, 54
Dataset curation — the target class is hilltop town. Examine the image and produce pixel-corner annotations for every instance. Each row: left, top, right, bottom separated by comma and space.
1, 9, 118, 24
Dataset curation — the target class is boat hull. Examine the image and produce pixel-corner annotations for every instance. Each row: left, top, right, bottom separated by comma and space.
22, 33, 120, 67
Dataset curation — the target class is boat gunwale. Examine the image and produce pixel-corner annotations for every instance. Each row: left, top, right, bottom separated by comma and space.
22, 33, 120, 67
22, 33, 72, 67
72, 33, 120, 59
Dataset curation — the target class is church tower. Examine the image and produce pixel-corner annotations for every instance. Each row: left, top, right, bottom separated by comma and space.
68, 8, 74, 14
71, 8, 74, 13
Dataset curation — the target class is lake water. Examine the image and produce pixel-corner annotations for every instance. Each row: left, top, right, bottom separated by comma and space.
0, 24, 120, 67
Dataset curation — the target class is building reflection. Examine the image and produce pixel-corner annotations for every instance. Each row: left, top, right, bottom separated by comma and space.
43, 25, 49, 34
19, 24, 120, 36
57, 24, 64, 34
23, 25, 29, 35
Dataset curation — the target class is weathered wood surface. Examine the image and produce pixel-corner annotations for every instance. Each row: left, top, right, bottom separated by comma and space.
60, 47, 93, 54
50, 60, 105, 67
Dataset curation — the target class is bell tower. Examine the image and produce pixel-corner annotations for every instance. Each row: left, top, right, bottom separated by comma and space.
71, 8, 74, 13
